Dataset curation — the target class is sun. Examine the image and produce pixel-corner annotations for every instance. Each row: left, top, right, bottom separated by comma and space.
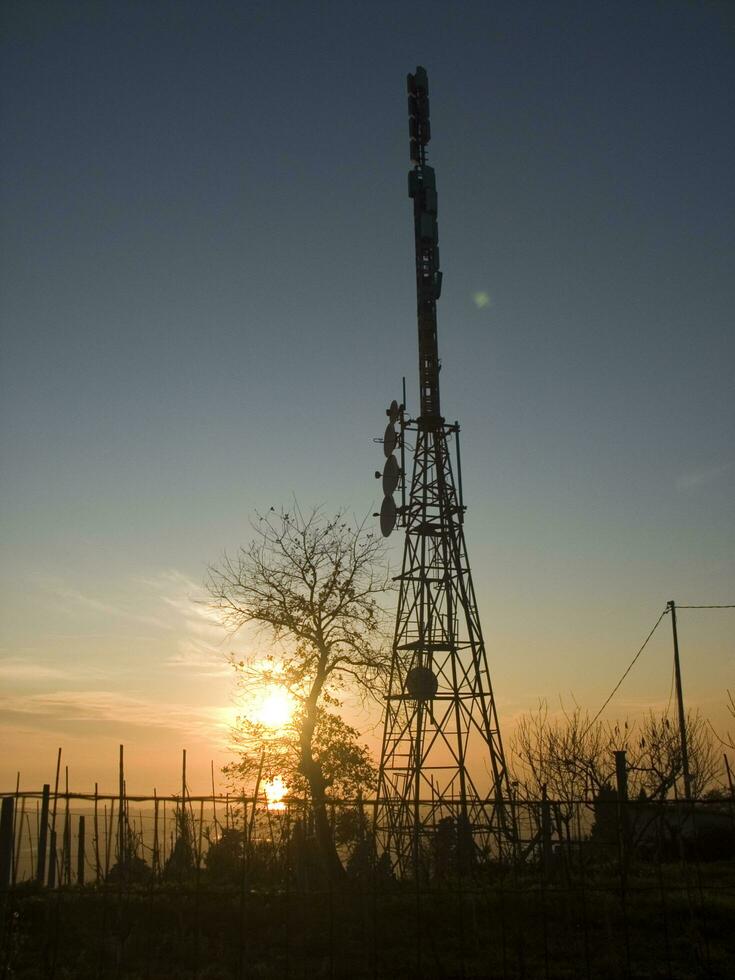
263, 775, 287, 812
254, 686, 294, 729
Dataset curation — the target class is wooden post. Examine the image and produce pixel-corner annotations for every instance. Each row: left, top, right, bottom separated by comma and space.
63, 766, 71, 885
668, 601, 692, 800
0, 797, 14, 889
36, 784, 50, 884
153, 789, 160, 876
13, 792, 26, 886
118, 745, 126, 869
26, 811, 35, 883
93, 783, 101, 882
211, 761, 219, 844
197, 800, 205, 869
541, 784, 552, 876
181, 749, 187, 837
615, 750, 630, 859
249, 748, 265, 845
49, 747, 62, 887
105, 802, 114, 878
62, 810, 71, 886
11, 773, 19, 885
47, 830, 57, 888
724, 754, 734, 798
77, 815, 85, 885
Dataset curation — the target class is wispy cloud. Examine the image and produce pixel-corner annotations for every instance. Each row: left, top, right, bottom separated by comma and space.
0, 572, 241, 756
612, 697, 675, 714
0, 656, 110, 682
50, 586, 172, 631
166, 644, 231, 677
138, 570, 233, 677
13, 568, 235, 690
0, 689, 233, 743
676, 462, 732, 492
0, 658, 66, 681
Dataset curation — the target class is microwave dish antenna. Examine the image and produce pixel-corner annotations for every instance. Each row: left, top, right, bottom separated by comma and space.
382, 455, 400, 495
380, 494, 397, 537
373, 66, 516, 878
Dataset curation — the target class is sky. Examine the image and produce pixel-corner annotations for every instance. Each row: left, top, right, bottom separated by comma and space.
1, 0, 734, 793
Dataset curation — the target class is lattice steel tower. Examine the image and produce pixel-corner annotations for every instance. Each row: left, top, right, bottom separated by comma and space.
374, 67, 514, 875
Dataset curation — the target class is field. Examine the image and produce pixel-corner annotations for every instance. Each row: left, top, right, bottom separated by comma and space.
2, 792, 734, 979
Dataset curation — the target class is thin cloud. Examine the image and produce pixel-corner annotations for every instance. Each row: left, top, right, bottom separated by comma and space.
0, 689, 232, 742
39, 569, 237, 677
22, 568, 237, 688
0, 658, 66, 681
613, 697, 676, 713
51, 587, 172, 631
676, 462, 731, 492
141, 570, 237, 677
166, 643, 231, 678
0, 656, 111, 682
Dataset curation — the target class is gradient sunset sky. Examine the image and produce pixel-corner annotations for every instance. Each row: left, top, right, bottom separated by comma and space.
1, 1, 733, 792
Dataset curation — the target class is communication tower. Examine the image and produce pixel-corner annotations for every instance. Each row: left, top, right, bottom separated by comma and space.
374, 67, 514, 874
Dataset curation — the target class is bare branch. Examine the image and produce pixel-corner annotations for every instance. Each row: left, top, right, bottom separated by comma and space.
208, 504, 394, 881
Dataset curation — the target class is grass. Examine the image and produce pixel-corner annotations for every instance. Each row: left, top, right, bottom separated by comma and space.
2, 861, 734, 978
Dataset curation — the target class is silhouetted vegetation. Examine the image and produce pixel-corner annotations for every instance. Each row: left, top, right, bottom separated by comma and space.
207, 505, 392, 881
2, 826, 734, 978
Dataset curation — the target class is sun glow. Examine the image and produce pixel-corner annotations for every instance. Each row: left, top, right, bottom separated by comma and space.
253, 686, 294, 729
263, 775, 287, 812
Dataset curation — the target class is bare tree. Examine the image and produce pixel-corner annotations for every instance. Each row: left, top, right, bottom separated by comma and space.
624, 709, 720, 800
208, 505, 392, 880
511, 700, 610, 834
712, 690, 735, 753
511, 700, 720, 834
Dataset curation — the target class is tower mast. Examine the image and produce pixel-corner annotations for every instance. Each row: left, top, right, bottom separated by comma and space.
374, 67, 513, 874
408, 67, 442, 421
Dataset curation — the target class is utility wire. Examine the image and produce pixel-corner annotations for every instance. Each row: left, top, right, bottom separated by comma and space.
667, 602, 732, 716
676, 604, 735, 609
580, 600, 731, 739
583, 607, 669, 735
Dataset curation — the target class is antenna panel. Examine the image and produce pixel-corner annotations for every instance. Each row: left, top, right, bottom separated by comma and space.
382, 454, 400, 495
380, 494, 397, 537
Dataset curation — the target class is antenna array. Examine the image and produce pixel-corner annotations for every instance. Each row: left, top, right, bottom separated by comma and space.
373, 67, 515, 875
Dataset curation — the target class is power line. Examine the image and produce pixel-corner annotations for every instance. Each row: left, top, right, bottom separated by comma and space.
583, 600, 733, 735
676, 604, 735, 609
665, 602, 732, 721
584, 607, 669, 734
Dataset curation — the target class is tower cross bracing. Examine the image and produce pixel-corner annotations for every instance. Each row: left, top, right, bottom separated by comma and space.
374, 67, 514, 874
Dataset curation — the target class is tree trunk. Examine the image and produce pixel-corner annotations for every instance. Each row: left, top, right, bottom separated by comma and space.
300, 748, 344, 881
300, 673, 346, 883
308, 772, 346, 883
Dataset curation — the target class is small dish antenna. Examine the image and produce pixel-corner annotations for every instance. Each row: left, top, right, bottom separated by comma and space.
382, 454, 400, 495
380, 494, 397, 537
383, 423, 397, 457
388, 399, 400, 423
